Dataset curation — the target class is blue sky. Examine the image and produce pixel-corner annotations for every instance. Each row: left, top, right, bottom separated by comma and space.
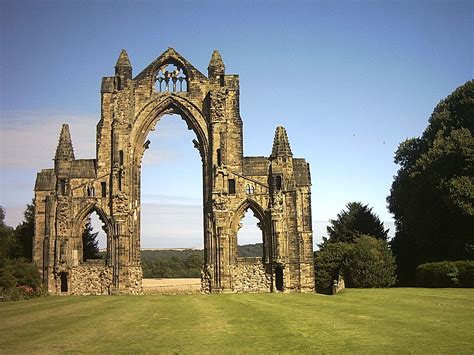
0, 0, 472, 248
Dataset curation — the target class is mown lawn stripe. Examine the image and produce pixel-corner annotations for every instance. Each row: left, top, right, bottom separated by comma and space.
0, 289, 472, 354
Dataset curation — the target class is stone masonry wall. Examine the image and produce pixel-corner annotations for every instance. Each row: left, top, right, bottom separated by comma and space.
69, 262, 113, 295
231, 258, 271, 292
127, 266, 143, 295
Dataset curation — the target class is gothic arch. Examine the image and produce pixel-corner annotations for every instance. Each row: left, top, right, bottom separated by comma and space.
131, 95, 209, 165
231, 198, 267, 233
230, 198, 271, 262
33, 48, 315, 295
73, 203, 113, 264
73, 203, 113, 239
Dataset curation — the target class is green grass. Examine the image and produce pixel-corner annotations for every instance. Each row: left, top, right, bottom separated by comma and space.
0, 288, 473, 354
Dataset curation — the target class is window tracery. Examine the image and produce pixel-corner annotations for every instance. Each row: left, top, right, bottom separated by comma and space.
155, 63, 188, 93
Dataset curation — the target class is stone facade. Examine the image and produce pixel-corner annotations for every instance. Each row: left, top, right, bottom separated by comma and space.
33, 48, 315, 295
231, 258, 271, 292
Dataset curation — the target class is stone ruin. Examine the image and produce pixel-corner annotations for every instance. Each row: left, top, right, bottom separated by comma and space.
33, 48, 315, 294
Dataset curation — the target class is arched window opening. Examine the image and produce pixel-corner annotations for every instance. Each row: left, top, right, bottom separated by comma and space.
275, 175, 282, 191
237, 208, 263, 258
101, 182, 107, 198
155, 63, 188, 93
140, 114, 203, 281
59, 179, 66, 195
217, 149, 222, 166
82, 211, 107, 262
116, 76, 122, 91
86, 183, 95, 197
245, 184, 255, 195
228, 179, 236, 195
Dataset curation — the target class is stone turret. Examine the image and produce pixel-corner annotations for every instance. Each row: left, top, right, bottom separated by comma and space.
208, 49, 225, 78
54, 124, 75, 177
270, 126, 293, 159
115, 49, 132, 82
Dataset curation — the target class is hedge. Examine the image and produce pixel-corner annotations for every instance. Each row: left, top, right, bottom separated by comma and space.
416, 260, 474, 288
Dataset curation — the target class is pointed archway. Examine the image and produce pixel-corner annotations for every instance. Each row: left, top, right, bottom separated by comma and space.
33, 48, 315, 295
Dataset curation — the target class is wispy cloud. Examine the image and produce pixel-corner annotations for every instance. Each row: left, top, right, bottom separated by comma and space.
0, 110, 97, 169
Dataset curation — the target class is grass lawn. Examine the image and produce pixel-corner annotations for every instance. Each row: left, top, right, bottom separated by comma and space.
0, 288, 472, 354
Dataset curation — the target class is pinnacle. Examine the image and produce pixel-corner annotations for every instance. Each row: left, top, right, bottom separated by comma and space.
55, 124, 75, 161
208, 49, 225, 73
115, 49, 132, 68
271, 126, 293, 159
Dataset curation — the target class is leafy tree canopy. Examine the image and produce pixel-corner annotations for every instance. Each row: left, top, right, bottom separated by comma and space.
0, 206, 14, 263
314, 235, 396, 293
82, 218, 100, 261
388, 80, 474, 284
0, 203, 34, 261
326, 202, 388, 244
13, 201, 35, 261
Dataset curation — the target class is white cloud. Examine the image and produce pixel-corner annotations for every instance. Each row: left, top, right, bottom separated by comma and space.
0, 110, 99, 227
0, 110, 97, 169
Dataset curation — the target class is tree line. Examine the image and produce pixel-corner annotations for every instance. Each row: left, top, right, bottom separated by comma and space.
1, 80, 472, 298
0, 203, 43, 300
315, 80, 473, 290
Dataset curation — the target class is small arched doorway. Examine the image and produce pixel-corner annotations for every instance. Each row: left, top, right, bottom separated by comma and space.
275, 265, 284, 291
60, 272, 68, 293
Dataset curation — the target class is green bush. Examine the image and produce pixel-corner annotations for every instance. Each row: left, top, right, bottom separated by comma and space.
314, 242, 352, 293
416, 260, 474, 287
456, 261, 474, 287
314, 235, 396, 293
344, 235, 397, 288
0, 259, 43, 301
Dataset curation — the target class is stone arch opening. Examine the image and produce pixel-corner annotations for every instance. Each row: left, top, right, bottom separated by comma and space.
131, 96, 210, 283
236, 209, 263, 258
230, 199, 272, 292
82, 211, 107, 261
231, 199, 270, 263
132, 96, 209, 169
73, 205, 112, 264
34, 48, 315, 295
140, 113, 204, 277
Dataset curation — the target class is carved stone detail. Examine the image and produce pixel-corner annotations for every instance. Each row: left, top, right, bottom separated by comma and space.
33, 48, 314, 295
210, 90, 226, 122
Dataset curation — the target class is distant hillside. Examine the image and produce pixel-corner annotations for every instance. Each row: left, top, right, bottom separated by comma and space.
237, 243, 262, 257
141, 249, 203, 262
141, 244, 263, 278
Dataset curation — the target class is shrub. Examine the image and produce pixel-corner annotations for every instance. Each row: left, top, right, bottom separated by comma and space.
0, 259, 43, 301
344, 235, 397, 288
314, 242, 352, 293
314, 235, 396, 293
416, 260, 474, 287
456, 261, 474, 287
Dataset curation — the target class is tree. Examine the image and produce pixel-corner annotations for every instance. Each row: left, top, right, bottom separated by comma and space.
388, 80, 474, 285
314, 236, 396, 293
314, 242, 352, 293
0, 203, 34, 261
13, 201, 35, 261
82, 218, 100, 261
326, 202, 388, 243
344, 235, 396, 288
0, 206, 14, 264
